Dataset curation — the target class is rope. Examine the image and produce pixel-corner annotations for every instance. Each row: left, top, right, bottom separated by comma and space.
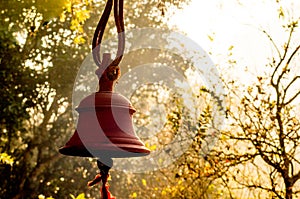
88, 160, 115, 199
92, 0, 125, 68
92, 0, 113, 66
111, 0, 125, 66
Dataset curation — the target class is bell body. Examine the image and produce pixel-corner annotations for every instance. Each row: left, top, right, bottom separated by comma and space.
59, 91, 150, 159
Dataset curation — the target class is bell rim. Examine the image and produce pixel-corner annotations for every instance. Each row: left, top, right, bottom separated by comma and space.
59, 144, 150, 158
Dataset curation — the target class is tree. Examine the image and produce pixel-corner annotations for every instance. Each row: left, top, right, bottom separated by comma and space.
0, 0, 192, 198
207, 11, 300, 199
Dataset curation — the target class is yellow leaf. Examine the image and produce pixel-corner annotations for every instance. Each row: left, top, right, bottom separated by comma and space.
131, 192, 137, 198
76, 10, 90, 22
207, 35, 214, 42
75, 193, 86, 199
74, 36, 85, 45
70, 194, 76, 199
142, 179, 147, 186
177, 179, 182, 185
70, 20, 79, 31
228, 45, 234, 51
145, 142, 150, 148
60, 12, 66, 22
0, 153, 14, 166
77, 26, 84, 34
150, 145, 157, 151
65, 1, 72, 13
278, 6, 284, 18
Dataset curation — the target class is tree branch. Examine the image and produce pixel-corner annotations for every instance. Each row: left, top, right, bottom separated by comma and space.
283, 76, 300, 101
262, 29, 282, 59
270, 24, 295, 88
284, 90, 300, 106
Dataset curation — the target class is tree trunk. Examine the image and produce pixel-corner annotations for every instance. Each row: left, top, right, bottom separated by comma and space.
285, 181, 293, 199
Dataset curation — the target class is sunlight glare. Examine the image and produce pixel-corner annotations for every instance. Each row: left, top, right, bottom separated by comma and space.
14, 31, 28, 47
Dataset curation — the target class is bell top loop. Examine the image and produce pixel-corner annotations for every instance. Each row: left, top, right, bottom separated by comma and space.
95, 53, 121, 92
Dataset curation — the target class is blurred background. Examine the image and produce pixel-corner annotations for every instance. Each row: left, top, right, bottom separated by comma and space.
1, 0, 300, 198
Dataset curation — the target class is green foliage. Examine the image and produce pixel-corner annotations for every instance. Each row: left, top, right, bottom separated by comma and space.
0, 30, 42, 126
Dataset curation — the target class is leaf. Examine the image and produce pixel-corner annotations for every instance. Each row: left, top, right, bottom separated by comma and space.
142, 179, 147, 186
149, 144, 157, 151
69, 194, 75, 199
75, 193, 86, 199
74, 36, 86, 45
207, 35, 214, 42
278, 6, 284, 18
76, 9, 90, 23
0, 153, 14, 166
131, 192, 137, 198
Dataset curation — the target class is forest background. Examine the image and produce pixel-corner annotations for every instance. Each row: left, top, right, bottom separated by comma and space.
1, 0, 300, 198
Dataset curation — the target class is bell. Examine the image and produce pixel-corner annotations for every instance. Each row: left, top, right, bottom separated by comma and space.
59, 2, 149, 197
59, 52, 150, 162
59, 91, 150, 159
